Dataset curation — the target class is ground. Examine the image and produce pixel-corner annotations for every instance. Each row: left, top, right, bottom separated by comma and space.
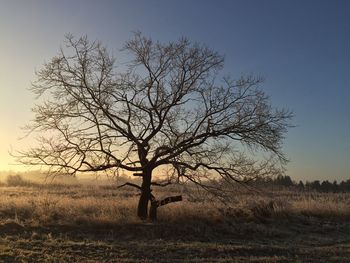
0, 176, 349, 262
0, 219, 349, 262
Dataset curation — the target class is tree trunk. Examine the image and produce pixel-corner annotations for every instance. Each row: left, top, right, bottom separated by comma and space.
149, 195, 183, 221
149, 201, 158, 221
137, 169, 152, 220
136, 168, 182, 221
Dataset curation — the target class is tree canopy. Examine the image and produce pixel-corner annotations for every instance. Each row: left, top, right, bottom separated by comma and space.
18, 33, 292, 220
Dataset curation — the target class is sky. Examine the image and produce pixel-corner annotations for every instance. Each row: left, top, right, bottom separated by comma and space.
0, 0, 349, 182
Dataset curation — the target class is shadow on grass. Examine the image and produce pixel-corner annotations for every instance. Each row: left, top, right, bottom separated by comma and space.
0, 218, 349, 263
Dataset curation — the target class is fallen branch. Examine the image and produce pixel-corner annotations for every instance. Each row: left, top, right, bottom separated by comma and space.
149, 195, 183, 221
155, 195, 182, 207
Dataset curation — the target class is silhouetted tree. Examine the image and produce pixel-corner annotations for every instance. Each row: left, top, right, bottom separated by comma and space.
276, 175, 294, 187
332, 180, 339, 192
17, 33, 292, 220
310, 180, 321, 192
339, 179, 350, 192
320, 180, 332, 192
297, 180, 304, 191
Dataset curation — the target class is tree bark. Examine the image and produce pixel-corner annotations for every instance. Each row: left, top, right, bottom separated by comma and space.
137, 169, 152, 220
136, 167, 182, 221
149, 195, 183, 221
149, 200, 158, 221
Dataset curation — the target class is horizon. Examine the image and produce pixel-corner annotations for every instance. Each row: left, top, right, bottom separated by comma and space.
0, 169, 348, 185
1, 0, 350, 182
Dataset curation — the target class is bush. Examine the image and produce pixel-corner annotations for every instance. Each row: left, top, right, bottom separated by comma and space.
6, 174, 33, 187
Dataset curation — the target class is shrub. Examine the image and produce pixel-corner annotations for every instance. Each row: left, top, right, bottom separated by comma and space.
6, 174, 33, 187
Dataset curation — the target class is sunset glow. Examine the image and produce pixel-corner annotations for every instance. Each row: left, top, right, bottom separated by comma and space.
1, 0, 350, 182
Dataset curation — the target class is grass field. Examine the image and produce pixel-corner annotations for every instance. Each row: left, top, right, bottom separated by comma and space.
0, 174, 349, 262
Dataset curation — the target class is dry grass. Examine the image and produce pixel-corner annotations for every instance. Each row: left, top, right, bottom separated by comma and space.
0, 180, 349, 227
0, 185, 137, 226
0, 176, 349, 262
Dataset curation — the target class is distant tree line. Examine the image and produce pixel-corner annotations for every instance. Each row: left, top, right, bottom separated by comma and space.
253, 175, 350, 193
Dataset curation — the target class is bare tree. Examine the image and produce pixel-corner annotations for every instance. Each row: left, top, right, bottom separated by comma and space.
18, 33, 292, 220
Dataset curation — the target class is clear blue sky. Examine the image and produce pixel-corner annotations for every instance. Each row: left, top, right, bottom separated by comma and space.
0, 0, 349, 181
